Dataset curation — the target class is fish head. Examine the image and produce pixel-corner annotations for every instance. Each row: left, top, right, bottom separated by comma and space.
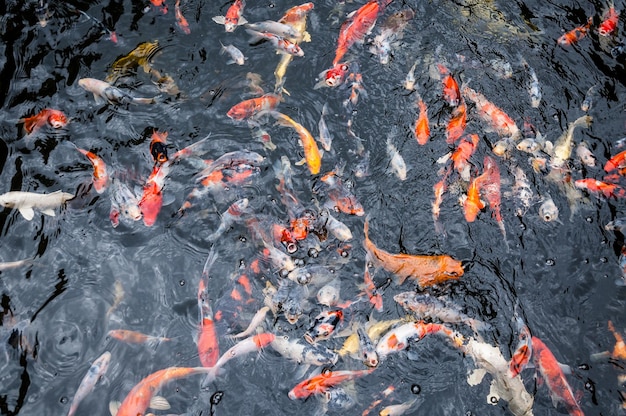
47, 111, 68, 128
441, 257, 464, 279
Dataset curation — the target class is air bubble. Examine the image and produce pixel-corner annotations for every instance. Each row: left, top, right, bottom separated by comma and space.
586, 217, 593, 223
600, 257, 608, 263
579, 363, 589, 370
59, 397, 68, 404
489, 396, 498, 404
340, 250, 349, 258
211, 391, 224, 405
308, 248, 319, 258
239, 236, 247, 242
179, 280, 186, 286
545, 259, 555, 266
411, 384, 420, 394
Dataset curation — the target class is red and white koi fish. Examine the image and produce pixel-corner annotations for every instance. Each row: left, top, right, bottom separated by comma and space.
414, 97, 430, 145
247, 30, 304, 56
175, 0, 190, 34
213, 0, 247, 32
20, 108, 68, 135
78, 78, 157, 106
138, 161, 171, 227
575, 178, 626, 198
508, 314, 532, 378
333, 1, 380, 66
198, 248, 219, 368
316, 63, 351, 89
67, 351, 111, 416
288, 368, 375, 400
108, 329, 171, 345
558, 17, 593, 46
604, 149, 626, 173
73, 146, 109, 193
375, 321, 462, 359
304, 310, 343, 344
532, 336, 584, 416
437, 64, 461, 107
206, 198, 251, 242
462, 86, 520, 139
227, 93, 282, 120
598, 4, 619, 36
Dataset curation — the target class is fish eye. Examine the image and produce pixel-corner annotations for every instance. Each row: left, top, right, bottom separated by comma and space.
287, 243, 298, 253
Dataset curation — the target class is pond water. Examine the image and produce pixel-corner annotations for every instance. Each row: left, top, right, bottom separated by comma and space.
0, 0, 625, 415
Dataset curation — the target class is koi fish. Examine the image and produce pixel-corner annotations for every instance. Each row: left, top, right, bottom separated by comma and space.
461, 172, 486, 223
317, 169, 365, 216
149, 130, 168, 165
446, 100, 467, 144
363, 218, 464, 288
550, 115, 593, 168
73, 146, 109, 193
304, 310, 343, 344
105, 41, 161, 84
0, 190, 74, 221
558, 17, 593, 46
575, 178, 626, 198
269, 111, 321, 175
175, 0, 190, 34
333, 1, 380, 66
379, 398, 418, 416
220, 42, 245, 65
198, 249, 219, 367
113, 367, 212, 416
604, 149, 626, 172
376, 321, 462, 359
362, 255, 383, 311
581, 85, 598, 112
227, 93, 282, 120
108, 329, 171, 345
213, 0, 247, 32
138, 161, 171, 226
150, 0, 167, 14
288, 368, 375, 400
598, 5, 619, 36
321, 209, 353, 241
247, 30, 304, 56
318, 103, 333, 152
451, 134, 479, 179
538, 196, 560, 222
205, 198, 251, 242
357, 327, 379, 367
520, 56, 541, 108
403, 60, 418, 91
109, 180, 142, 227
20, 108, 68, 135
369, 9, 415, 65
462, 86, 520, 139
480, 156, 506, 240
67, 351, 111, 416
508, 314, 532, 378
270, 335, 339, 366
316, 62, 351, 89
245, 20, 300, 40
78, 78, 157, 106
386, 136, 407, 180
532, 336, 584, 416
414, 98, 430, 145
437, 64, 461, 106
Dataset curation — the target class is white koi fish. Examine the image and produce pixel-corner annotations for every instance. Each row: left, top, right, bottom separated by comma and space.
0, 190, 74, 220
68, 351, 111, 416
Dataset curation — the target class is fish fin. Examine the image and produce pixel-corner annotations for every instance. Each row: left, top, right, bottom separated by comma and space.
558, 362, 572, 375
40, 209, 56, 217
226, 59, 235, 65
295, 157, 306, 166
238, 17, 248, 26
149, 395, 171, 410
93, 93, 104, 105
133, 97, 157, 105
212, 15, 225, 24
395, 274, 408, 285
467, 368, 487, 386
549, 391, 561, 408
18, 207, 35, 221
108, 401, 121, 416
162, 193, 176, 206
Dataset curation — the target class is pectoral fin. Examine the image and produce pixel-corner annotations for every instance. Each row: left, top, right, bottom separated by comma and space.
212, 15, 225, 24
467, 368, 487, 386
149, 395, 171, 410
40, 209, 56, 217
18, 207, 35, 221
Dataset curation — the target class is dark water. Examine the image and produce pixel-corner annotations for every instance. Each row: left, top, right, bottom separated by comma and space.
0, 0, 625, 415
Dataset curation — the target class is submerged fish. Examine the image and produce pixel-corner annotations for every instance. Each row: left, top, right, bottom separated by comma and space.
0, 190, 74, 221
78, 78, 157, 106
67, 351, 111, 416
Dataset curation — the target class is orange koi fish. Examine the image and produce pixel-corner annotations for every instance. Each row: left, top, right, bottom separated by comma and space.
115, 367, 211, 416
138, 161, 170, 226
270, 111, 321, 175
462, 86, 520, 139
363, 218, 464, 288
226, 93, 281, 120
288, 368, 375, 400
317, 169, 365, 215
462, 172, 486, 223
608, 320, 626, 360
446, 100, 467, 144
575, 178, 626, 198
175, 0, 190, 34
73, 146, 109, 194
432, 175, 447, 233
598, 5, 619, 36
604, 150, 626, 172
333, 1, 380, 66
558, 17, 593, 46
150, 0, 167, 14
481, 156, 504, 225
21, 108, 68, 135
108, 329, 171, 345
213, 0, 247, 32
198, 249, 219, 367
414, 98, 430, 145
149, 130, 168, 164
451, 134, 479, 175
532, 336, 584, 416
437, 64, 461, 107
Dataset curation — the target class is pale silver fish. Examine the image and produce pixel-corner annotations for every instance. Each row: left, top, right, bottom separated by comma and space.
318, 103, 333, 152
317, 279, 341, 307
379, 398, 418, 416
245, 20, 299, 40
489, 58, 513, 79
67, 351, 111, 416
78, 78, 157, 106
550, 115, 593, 168
205, 198, 251, 242
519, 55, 541, 108
511, 166, 534, 216
386, 137, 407, 181
220, 42, 246, 65
576, 141, 597, 167
0, 190, 74, 221
228, 306, 269, 339
403, 60, 418, 91
270, 335, 338, 366
109, 180, 142, 227
538, 196, 559, 222
581, 84, 598, 112
320, 209, 353, 241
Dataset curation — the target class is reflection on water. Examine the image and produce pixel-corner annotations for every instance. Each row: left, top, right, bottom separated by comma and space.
0, 0, 625, 415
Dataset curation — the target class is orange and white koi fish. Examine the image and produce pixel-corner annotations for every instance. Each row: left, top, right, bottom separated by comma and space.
201, 333, 275, 386
598, 4, 619, 36
462, 86, 520, 139
461, 172, 486, 223
379, 398, 418, 416
317, 168, 364, 215
149, 130, 168, 165
591, 320, 626, 361
150, 0, 167, 14
113, 367, 212, 416
414, 98, 430, 145
376, 321, 462, 359
226, 93, 282, 120
108, 329, 171, 345
73, 146, 109, 193
206, 198, 250, 242
333, 1, 380, 66
508, 313, 532, 378
575, 178, 626, 198
175, 0, 190, 34
532, 336, 584, 416
269, 111, 321, 175
139, 161, 171, 226
213, 0, 247, 32
363, 218, 464, 288
604, 149, 626, 172
446, 100, 467, 144
362, 254, 383, 312
20, 108, 68, 135
558, 17, 593, 46
288, 368, 375, 400
198, 249, 219, 368
68, 351, 111, 416
451, 134, 479, 178
437, 64, 461, 107
480, 156, 506, 241
247, 30, 304, 56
